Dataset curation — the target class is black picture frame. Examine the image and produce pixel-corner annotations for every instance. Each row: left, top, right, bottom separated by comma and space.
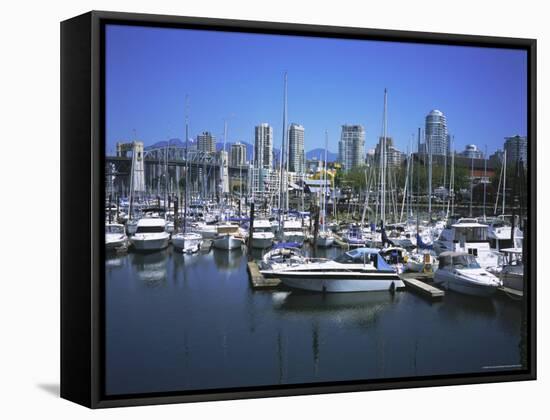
60, 10, 537, 408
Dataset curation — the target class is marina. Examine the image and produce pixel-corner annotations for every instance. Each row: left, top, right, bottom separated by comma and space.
102, 37, 530, 397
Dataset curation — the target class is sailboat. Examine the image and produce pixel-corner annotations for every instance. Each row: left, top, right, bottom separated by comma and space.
171, 95, 203, 254
316, 131, 334, 247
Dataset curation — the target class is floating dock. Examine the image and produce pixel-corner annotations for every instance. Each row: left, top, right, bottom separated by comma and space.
201, 239, 213, 253
247, 261, 281, 288
497, 286, 523, 299
401, 276, 444, 299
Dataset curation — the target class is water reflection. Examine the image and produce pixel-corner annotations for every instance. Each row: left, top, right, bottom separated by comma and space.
274, 290, 399, 328
129, 250, 168, 285
212, 248, 244, 270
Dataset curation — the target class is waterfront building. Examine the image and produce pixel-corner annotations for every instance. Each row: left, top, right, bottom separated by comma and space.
504, 135, 527, 166
197, 131, 216, 154
230, 142, 247, 167
288, 123, 305, 173
460, 144, 484, 159
338, 124, 365, 171
374, 136, 404, 168
425, 110, 449, 157
254, 123, 273, 169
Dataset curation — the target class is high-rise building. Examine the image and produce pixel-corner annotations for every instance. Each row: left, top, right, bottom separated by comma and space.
425, 110, 449, 156
197, 131, 216, 154
504, 135, 527, 166
230, 142, 247, 167
254, 123, 273, 169
460, 144, 484, 159
374, 136, 404, 168
338, 124, 365, 171
288, 123, 305, 173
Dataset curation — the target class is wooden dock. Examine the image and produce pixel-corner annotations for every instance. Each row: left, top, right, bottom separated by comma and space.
401, 277, 444, 299
497, 286, 523, 299
247, 261, 281, 288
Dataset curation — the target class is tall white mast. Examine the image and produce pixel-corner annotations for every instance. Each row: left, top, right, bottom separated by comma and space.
380, 88, 388, 225
278, 72, 287, 219
502, 149, 507, 215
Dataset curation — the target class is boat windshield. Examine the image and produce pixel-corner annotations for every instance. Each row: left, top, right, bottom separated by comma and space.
254, 227, 272, 233
456, 227, 488, 241
452, 255, 481, 269
335, 252, 374, 265
136, 226, 165, 234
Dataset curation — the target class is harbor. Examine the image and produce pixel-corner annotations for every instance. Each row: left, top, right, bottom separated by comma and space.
103, 37, 529, 396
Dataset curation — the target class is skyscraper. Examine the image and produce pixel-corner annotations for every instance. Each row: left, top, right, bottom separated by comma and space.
338, 125, 365, 171
230, 142, 247, 167
288, 123, 305, 173
254, 123, 273, 169
425, 110, 449, 156
504, 135, 527, 166
197, 131, 216, 153
374, 136, 404, 168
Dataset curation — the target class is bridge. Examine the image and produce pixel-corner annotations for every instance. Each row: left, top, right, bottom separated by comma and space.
106, 142, 249, 197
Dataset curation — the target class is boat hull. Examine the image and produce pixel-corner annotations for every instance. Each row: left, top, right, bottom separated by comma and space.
172, 233, 202, 253
283, 233, 305, 245
279, 274, 404, 293
434, 272, 499, 297
251, 236, 274, 249
213, 235, 243, 250
131, 235, 170, 251
315, 235, 334, 247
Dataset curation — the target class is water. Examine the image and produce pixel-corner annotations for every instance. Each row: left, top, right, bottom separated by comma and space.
105, 245, 525, 396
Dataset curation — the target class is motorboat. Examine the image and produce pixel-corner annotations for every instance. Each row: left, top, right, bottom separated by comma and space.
172, 231, 202, 254
262, 248, 404, 293
105, 223, 128, 250
434, 251, 502, 297
250, 219, 275, 249
259, 245, 306, 271
192, 221, 218, 239
490, 247, 524, 292
433, 218, 500, 270
486, 215, 523, 251
281, 219, 306, 246
212, 224, 245, 250
130, 217, 170, 251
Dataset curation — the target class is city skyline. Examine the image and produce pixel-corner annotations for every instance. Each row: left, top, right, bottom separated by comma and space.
105, 24, 527, 157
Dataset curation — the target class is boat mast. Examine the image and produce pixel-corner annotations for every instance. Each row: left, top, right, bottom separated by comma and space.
278, 72, 287, 223
380, 88, 388, 226
483, 144, 487, 220
469, 155, 474, 217
183, 95, 189, 234
428, 130, 432, 220
502, 149, 507, 215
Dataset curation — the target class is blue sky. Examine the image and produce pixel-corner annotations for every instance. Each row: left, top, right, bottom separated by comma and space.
105, 24, 527, 156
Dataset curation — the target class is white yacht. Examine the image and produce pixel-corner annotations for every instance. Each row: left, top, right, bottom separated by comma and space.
130, 218, 170, 251
262, 248, 404, 293
212, 224, 245, 250
172, 231, 202, 254
486, 215, 523, 251
282, 219, 306, 245
192, 221, 218, 239
491, 248, 524, 292
433, 218, 500, 270
250, 219, 275, 249
105, 223, 128, 250
434, 251, 502, 297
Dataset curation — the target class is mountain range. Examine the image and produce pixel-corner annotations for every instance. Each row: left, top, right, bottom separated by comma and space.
145, 138, 337, 163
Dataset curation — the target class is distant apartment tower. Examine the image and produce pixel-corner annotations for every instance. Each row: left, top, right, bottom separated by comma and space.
254, 123, 273, 169
288, 123, 305, 173
197, 131, 216, 153
230, 142, 247, 167
504, 135, 527, 166
425, 110, 449, 156
375, 136, 403, 168
338, 125, 365, 171
460, 144, 484, 159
